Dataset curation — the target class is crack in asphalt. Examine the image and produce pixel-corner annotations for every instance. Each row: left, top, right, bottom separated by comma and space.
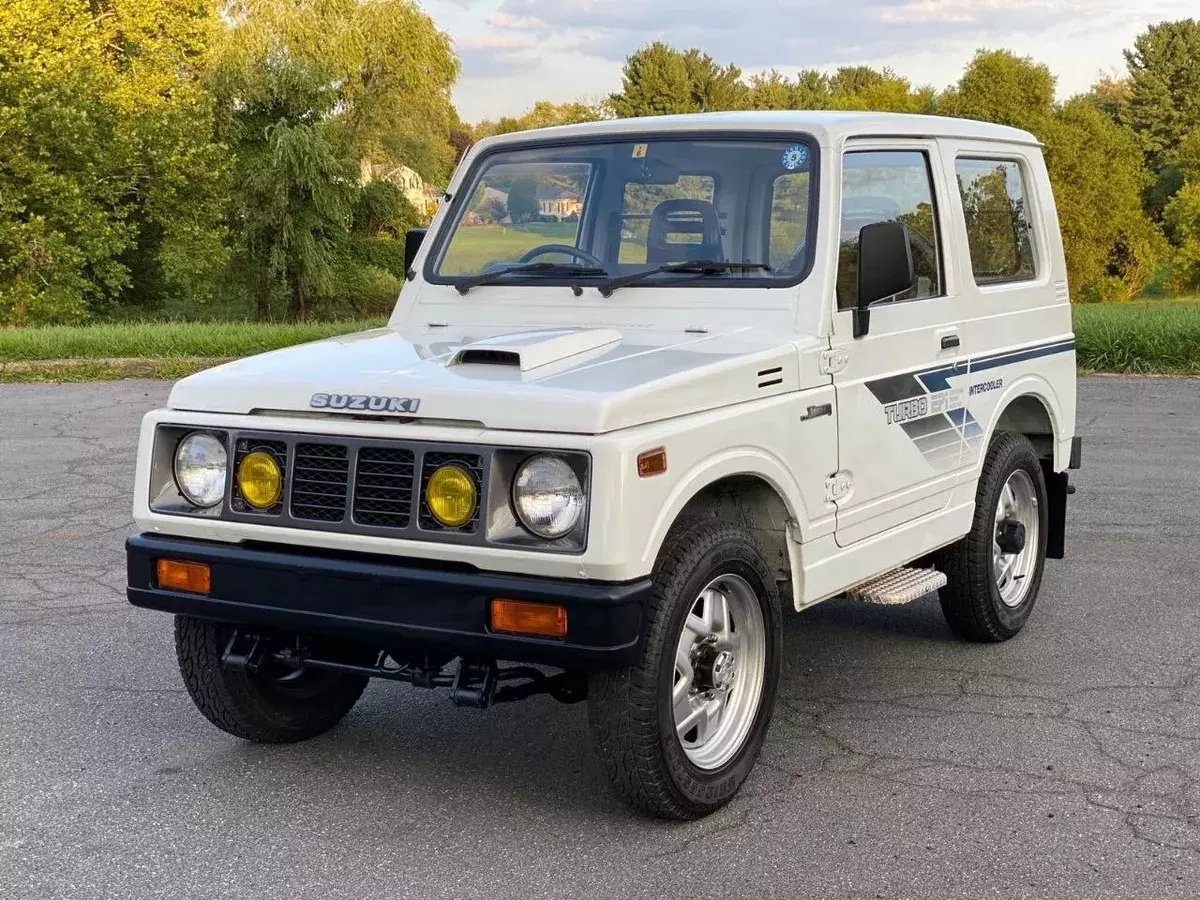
2, 377, 1200, 899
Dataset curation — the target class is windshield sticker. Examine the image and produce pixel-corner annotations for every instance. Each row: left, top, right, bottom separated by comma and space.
781, 145, 808, 170
632, 143, 648, 158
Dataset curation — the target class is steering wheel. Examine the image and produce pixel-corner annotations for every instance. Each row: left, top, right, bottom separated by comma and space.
517, 244, 606, 267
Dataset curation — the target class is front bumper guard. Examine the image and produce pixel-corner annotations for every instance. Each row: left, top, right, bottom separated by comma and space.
126, 533, 650, 670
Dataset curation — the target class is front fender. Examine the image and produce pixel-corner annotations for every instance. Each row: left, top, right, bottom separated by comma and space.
639, 447, 810, 572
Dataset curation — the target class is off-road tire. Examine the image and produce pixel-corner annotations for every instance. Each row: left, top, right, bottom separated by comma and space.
937, 432, 1049, 642
174, 616, 368, 743
587, 520, 782, 820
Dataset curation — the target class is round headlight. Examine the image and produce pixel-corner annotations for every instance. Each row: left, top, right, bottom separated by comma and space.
236, 450, 283, 509
426, 464, 477, 527
512, 455, 584, 539
173, 432, 227, 508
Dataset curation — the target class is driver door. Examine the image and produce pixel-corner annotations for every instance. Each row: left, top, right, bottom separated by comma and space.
830, 141, 968, 547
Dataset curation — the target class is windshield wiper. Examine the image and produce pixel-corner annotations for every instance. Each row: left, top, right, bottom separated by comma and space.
597, 260, 772, 297
455, 262, 607, 295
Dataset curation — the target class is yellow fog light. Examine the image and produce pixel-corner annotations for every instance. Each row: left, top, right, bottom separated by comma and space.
426, 464, 476, 527
237, 450, 282, 509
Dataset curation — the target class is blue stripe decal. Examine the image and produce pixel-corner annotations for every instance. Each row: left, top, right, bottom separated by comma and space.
969, 339, 1075, 374
915, 338, 1074, 391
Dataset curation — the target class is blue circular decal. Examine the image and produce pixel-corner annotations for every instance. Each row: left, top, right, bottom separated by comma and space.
781, 145, 808, 170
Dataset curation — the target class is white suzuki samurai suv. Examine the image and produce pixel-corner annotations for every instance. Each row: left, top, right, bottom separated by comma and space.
127, 111, 1081, 820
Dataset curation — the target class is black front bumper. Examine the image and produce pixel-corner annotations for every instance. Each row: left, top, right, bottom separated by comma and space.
126, 534, 650, 669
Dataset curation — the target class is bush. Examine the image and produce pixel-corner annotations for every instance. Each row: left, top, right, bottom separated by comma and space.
1164, 182, 1200, 294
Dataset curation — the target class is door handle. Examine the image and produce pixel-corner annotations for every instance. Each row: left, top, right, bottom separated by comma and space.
940, 334, 960, 350
800, 403, 832, 421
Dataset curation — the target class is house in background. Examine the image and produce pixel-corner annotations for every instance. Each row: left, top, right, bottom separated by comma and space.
536, 186, 582, 221
358, 160, 441, 218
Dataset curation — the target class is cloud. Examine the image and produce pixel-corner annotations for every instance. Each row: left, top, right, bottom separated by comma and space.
456, 34, 536, 50
487, 12, 547, 30
424, 0, 1198, 120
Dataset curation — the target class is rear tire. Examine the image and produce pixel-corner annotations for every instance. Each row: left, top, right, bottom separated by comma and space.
937, 432, 1049, 642
587, 520, 782, 820
174, 616, 368, 743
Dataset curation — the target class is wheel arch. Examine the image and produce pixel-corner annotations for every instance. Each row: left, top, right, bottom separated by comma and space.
642, 454, 808, 609
982, 377, 1064, 467
977, 377, 1070, 560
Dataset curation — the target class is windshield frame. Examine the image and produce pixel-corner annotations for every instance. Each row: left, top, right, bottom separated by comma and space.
423, 130, 821, 292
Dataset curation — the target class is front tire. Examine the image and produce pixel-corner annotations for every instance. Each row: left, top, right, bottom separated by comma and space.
587, 520, 782, 820
937, 432, 1049, 642
174, 616, 368, 743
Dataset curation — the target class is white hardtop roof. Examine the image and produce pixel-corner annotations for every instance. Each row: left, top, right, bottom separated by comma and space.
478, 110, 1040, 150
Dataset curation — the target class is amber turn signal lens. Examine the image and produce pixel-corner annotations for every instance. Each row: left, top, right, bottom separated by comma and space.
637, 446, 667, 477
156, 559, 211, 594
490, 599, 567, 638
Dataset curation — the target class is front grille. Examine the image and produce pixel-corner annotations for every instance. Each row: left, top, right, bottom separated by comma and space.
214, 432, 518, 547
353, 446, 416, 528
231, 438, 287, 515
290, 443, 350, 522
419, 451, 484, 533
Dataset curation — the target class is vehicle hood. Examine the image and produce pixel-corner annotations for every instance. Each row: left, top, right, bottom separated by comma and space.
167, 325, 811, 434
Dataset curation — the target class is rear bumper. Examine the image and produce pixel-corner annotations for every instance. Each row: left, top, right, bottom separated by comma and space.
126, 534, 650, 669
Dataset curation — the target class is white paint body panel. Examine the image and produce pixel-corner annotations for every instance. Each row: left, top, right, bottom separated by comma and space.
136, 112, 1076, 610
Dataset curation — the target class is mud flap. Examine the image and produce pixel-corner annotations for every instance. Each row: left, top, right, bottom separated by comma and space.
1043, 463, 1069, 560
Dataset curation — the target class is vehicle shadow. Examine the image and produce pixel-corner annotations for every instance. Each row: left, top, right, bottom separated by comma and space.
184, 595, 959, 824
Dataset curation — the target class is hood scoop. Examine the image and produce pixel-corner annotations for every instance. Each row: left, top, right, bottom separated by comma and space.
448, 328, 621, 372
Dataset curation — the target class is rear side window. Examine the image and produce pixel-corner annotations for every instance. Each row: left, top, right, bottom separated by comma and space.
955, 158, 1035, 283
837, 150, 942, 310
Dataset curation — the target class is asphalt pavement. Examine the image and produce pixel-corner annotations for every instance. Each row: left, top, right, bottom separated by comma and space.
1, 377, 1198, 899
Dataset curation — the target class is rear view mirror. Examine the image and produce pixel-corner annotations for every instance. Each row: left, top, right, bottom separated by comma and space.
854, 221, 914, 338
404, 228, 427, 279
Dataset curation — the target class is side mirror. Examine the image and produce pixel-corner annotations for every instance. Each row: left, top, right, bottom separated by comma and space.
853, 221, 914, 338
404, 228, 427, 280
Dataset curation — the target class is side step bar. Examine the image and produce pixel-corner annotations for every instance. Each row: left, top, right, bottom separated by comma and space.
846, 567, 947, 606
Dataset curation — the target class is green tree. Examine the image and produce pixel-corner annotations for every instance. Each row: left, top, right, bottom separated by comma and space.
0, 0, 227, 325
474, 100, 606, 138
213, 0, 460, 319
219, 0, 461, 185
942, 50, 1163, 300
1164, 182, 1200, 293
745, 69, 833, 110
221, 58, 357, 320
828, 66, 933, 113
940, 49, 1055, 132
609, 43, 745, 118
1125, 19, 1200, 173
1085, 75, 1132, 125
506, 178, 538, 224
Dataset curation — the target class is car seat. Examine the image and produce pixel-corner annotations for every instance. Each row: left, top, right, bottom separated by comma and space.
646, 199, 724, 263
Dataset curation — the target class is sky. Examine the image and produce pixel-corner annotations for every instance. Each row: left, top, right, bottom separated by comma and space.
421, 0, 1198, 123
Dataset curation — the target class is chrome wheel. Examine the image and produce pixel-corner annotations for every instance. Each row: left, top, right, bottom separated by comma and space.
672, 574, 766, 770
994, 469, 1040, 608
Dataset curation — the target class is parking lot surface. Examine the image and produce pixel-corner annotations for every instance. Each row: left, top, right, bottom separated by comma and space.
1, 377, 1198, 899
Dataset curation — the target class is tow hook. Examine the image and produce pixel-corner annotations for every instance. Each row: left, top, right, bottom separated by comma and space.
452, 659, 498, 708
216, 632, 586, 709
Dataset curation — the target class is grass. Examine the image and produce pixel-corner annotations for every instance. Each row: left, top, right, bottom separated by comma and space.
1, 299, 1198, 382
0, 318, 385, 363
1073, 298, 1200, 375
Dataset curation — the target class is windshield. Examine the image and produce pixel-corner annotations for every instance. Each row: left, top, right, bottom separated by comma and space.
428, 135, 817, 288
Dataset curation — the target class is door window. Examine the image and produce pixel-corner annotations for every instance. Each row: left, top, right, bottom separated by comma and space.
955, 158, 1036, 283
837, 150, 942, 310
